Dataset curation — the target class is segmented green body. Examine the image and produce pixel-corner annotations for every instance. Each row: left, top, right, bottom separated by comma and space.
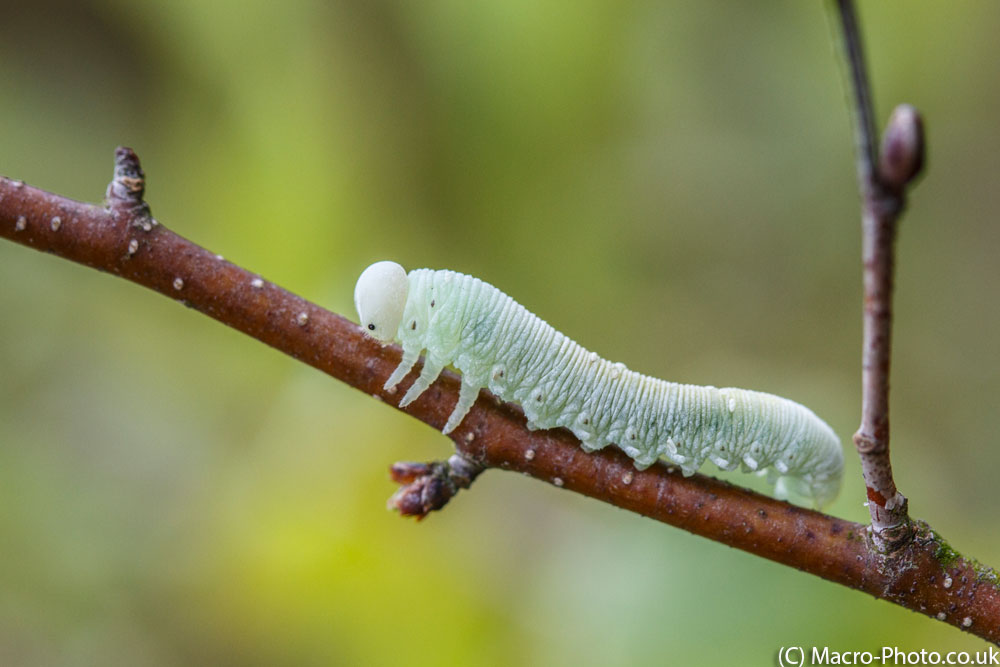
364, 266, 843, 506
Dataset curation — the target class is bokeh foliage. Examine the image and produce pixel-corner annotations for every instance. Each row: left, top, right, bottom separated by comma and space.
1, 0, 999, 663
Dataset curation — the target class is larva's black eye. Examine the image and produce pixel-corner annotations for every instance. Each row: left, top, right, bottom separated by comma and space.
411, 321, 417, 330
367, 323, 375, 331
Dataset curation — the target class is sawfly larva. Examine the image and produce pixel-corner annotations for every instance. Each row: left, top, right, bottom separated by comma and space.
354, 261, 843, 506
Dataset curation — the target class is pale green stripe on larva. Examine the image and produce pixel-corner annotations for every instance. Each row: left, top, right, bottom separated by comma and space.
354, 261, 844, 507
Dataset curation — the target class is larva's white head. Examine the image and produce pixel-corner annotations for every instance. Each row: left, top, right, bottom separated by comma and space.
355, 261, 409, 343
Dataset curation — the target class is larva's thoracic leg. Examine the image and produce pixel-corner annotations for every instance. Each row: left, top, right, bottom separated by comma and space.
399, 356, 446, 408
442, 379, 481, 434
385, 347, 420, 391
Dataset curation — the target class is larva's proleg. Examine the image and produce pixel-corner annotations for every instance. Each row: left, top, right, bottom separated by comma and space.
354, 261, 844, 507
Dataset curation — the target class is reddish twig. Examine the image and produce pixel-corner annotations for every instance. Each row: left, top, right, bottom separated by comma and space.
834, 0, 924, 552
0, 149, 996, 641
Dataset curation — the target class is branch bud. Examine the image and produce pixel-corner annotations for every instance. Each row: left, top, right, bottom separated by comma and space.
107, 146, 146, 204
879, 104, 925, 190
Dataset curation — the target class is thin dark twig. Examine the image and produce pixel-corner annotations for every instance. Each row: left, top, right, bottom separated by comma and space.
835, 0, 879, 190
0, 149, 992, 641
833, 0, 925, 551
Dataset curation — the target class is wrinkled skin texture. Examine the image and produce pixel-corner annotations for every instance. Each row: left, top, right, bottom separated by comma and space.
356, 262, 843, 506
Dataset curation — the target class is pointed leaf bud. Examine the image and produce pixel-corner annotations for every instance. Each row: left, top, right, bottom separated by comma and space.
879, 104, 925, 190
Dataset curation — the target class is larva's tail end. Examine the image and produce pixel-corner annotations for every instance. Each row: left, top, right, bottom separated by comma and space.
811, 459, 845, 509
774, 473, 842, 509
811, 475, 843, 510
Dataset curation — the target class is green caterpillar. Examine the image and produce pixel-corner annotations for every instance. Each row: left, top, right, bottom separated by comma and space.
355, 261, 843, 506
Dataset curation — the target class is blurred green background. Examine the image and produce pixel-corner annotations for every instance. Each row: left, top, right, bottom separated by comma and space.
2, 0, 999, 664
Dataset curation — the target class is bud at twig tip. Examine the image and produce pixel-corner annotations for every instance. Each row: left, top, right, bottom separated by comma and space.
879, 104, 925, 190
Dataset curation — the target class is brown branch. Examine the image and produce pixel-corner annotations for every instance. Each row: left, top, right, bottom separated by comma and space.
0, 150, 996, 642
834, 0, 925, 552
